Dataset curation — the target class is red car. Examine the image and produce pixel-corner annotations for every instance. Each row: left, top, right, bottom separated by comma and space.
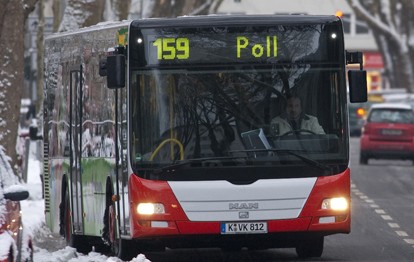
0, 148, 33, 262
360, 103, 414, 165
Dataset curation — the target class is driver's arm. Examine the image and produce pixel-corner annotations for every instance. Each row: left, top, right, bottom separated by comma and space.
270, 117, 292, 136
305, 116, 325, 134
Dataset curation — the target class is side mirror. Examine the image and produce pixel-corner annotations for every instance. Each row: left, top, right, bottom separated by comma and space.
348, 70, 367, 103
106, 54, 125, 89
4, 185, 29, 201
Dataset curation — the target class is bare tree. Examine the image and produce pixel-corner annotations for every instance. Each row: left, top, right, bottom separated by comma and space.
108, 0, 131, 20
58, 0, 106, 32
57, 0, 223, 32
0, 0, 38, 171
52, 0, 62, 31
348, 0, 414, 93
37, 0, 45, 113
150, 0, 223, 17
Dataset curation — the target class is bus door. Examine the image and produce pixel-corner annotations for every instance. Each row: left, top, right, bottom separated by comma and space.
116, 87, 129, 236
69, 66, 84, 234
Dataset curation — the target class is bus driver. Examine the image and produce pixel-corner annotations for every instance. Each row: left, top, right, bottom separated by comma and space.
270, 94, 325, 136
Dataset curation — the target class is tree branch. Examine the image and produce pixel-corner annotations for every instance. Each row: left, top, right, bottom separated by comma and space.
350, 0, 401, 44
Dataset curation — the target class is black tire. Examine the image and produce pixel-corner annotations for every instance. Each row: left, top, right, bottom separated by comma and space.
102, 196, 137, 261
295, 237, 324, 258
62, 183, 91, 254
108, 202, 119, 255
63, 189, 73, 246
8, 247, 13, 262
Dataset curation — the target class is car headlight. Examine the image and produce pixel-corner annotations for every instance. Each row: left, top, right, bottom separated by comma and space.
321, 197, 348, 211
136, 203, 165, 215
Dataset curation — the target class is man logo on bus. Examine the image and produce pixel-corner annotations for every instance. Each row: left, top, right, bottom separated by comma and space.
239, 212, 249, 219
236, 36, 278, 59
229, 202, 259, 210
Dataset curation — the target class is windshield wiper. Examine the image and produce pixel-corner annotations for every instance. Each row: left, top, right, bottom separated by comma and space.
229, 148, 331, 173
153, 156, 248, 174
271, 149, 331, 172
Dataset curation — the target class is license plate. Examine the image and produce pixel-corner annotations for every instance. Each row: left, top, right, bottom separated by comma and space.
381, 129, 402, 135
221, 222, 268, 234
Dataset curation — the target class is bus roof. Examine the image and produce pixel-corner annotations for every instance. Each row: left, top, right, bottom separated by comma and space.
45, 20, 131, 41
131, 14, 341, 28
45, 14, 341, 41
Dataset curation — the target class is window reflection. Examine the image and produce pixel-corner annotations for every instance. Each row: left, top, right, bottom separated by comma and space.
131, 67, 346, 167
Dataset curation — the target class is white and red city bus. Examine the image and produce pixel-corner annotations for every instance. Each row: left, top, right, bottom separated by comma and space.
41, 15, 367, 260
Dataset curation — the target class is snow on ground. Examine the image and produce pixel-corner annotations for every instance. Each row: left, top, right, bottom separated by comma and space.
20, 142, 151, 262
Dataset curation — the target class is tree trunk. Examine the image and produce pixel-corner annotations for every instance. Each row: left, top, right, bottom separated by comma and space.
52, 0, 62, 32
0, 0, 37, 172
151, 0, 219, 18
37, 0, 45, 113
59, 0, 106, 32
112, 0, 131, 20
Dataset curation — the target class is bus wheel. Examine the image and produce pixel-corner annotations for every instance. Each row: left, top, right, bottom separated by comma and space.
8, 246, 14, 262
108, 202, 120, 255
63, 185, 90, 254
105, 200, 136, 260
295, 237, 324, 258
63, 187, 73, 246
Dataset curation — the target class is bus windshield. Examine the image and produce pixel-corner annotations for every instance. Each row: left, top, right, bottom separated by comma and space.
130, 66, 348, 179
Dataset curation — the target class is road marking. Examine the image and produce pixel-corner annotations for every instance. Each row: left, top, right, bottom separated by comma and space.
396, 231, 408, 237
381, 215, 393, 220
351, 182, 414, 249
404, 239, 414, 245
388, 223, 400, 228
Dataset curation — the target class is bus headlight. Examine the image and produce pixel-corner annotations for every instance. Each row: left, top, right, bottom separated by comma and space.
137, 203, 165, 215
322, 197, 348, 211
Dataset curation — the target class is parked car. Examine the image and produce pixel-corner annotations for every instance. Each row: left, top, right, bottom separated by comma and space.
359, 103, 414, 165
0, 147, 33, 262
